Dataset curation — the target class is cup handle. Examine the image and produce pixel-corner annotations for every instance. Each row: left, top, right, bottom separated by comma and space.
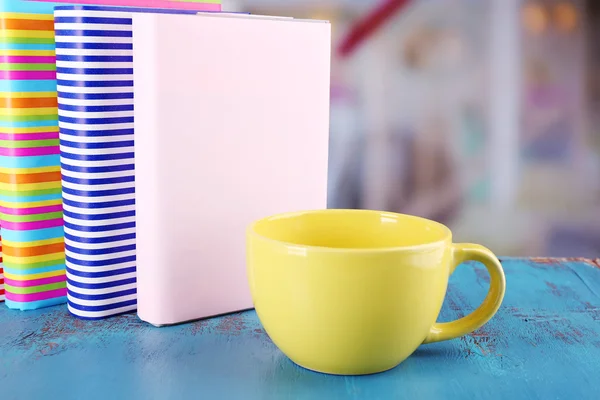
423, 243, 506, 344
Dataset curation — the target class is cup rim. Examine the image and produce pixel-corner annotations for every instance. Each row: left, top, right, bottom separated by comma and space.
247, 209, 452, 253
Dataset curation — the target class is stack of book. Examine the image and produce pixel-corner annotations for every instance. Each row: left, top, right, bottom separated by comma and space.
0, 2, 332, 326
0, 0, 221, 313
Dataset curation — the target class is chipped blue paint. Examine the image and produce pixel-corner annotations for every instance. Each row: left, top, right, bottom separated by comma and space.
1, 258, 600, 399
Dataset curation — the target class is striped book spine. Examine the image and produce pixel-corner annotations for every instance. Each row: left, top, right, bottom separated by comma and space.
0, 234, 4, 301
55, 8, 137, 319
0, 11, 67, 310
55, 5, 215, 319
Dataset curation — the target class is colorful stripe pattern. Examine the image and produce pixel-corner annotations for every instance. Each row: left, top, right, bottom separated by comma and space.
54, 5, 206, 319
0, 10, 67, 310
0, 235, 4, 301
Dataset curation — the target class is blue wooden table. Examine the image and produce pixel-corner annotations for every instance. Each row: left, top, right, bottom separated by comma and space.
1, 258, 600, 399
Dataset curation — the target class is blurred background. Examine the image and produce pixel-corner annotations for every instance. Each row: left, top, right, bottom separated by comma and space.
224, 0, 600, 258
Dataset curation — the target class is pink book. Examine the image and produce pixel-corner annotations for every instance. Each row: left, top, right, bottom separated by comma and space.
132, 12, 331, 326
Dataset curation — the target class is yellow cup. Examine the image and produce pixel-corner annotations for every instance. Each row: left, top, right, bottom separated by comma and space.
247, 209, 506, 375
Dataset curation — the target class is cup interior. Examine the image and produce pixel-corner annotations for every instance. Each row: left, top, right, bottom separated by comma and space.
250, 209, 451, 250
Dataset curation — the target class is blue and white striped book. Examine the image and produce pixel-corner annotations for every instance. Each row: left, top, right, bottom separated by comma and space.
54, 5, 208, 319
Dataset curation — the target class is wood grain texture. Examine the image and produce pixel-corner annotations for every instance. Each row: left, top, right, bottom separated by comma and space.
1, 258, 600, 399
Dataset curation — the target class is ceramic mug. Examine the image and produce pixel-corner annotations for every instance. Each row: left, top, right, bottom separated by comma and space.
246, 209, 506, 375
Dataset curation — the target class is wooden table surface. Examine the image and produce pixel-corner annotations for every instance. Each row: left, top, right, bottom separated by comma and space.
1, 258, 600, 399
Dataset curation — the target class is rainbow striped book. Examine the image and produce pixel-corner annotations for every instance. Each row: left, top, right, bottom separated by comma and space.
0, 0, 221, 311
0, 236, 4, 301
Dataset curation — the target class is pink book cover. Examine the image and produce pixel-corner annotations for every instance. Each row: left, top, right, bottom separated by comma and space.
132, 12, 331, 326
